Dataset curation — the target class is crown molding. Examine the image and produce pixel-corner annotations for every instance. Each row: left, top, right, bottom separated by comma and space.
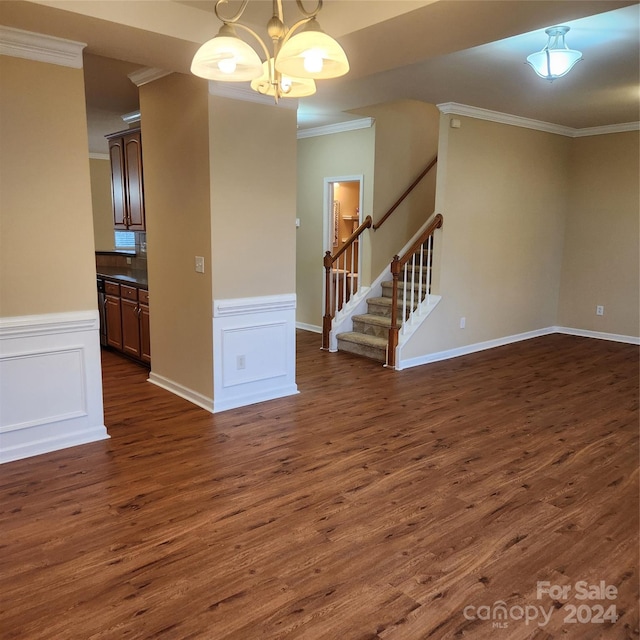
297, 117, 375, 139
571, 122, 640, 137
0, 25, 85, 69
437, 102, 573, 136
437, 103, 640, 139
128, 67, 171, 87
208, 82, 298, 110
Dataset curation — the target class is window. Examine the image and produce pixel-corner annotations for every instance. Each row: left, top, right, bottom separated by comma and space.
114, 230, 135, 249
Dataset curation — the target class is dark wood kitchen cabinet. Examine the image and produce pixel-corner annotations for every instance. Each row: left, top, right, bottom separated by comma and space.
121, 285, 141, 359
120, 284, 150, 364
107, 128, 145, 231
139, 289, 151, 364
101, 280, 150, 365
104, 281, 123, 350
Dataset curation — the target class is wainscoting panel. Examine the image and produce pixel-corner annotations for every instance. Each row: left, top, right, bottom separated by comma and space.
0, 311, 108, 463
213, 294, 298, 412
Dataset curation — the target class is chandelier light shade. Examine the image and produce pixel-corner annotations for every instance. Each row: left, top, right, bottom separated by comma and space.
191, 24, 262, 82
190, 0, 349, 101
275, 18, 350, 80
526, 25, 582, 81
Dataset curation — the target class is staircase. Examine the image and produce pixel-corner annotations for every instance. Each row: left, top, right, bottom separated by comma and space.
321, 152, 441, 366
336, 259, 430, 363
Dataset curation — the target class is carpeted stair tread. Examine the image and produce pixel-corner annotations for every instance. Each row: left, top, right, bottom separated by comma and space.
352, 313, 392, 327
367, 296, 394, 307
337, 332, 387, 348
336, 332, 387, 362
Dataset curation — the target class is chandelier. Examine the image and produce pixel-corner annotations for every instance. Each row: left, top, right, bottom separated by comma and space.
190, 0, 349, 101
526, 26, 582, 81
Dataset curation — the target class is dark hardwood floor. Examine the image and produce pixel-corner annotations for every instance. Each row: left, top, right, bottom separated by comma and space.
1, 331, 638, 639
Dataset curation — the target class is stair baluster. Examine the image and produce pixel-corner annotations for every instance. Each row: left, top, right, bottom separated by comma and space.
322, 215, 373, 350
387, 213, 443, 367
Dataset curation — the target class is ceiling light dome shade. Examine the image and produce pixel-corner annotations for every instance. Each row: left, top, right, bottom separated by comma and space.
191, 24, 263, 82
526, 26, 582, 80
250, 59, 316, 98
275, 18, 349, 80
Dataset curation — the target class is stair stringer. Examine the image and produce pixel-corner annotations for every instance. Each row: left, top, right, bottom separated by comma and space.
392, 294, 442, 369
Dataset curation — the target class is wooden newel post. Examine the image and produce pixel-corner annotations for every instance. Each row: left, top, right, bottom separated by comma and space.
322, 251, 334, 350
388, 255, 401, 368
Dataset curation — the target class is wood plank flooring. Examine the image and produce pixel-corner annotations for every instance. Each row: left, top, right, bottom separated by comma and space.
0, 331, 638, 639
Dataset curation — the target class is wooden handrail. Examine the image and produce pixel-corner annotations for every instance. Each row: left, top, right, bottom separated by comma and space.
372, 155, 438, 231
322, 215, 372, 349
387, 213, 443, 368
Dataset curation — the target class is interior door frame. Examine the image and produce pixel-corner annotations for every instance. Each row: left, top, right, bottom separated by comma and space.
321, 174, 364, 321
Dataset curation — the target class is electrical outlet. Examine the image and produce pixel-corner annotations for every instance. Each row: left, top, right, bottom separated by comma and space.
459, 317, 466, 329
236, 355, 246, 370
126, 257, 132, 265
195, 256, 205, 273
596, 305, 604, 316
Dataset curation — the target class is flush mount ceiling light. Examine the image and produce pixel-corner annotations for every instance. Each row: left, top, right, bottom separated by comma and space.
191, 0, 349, 102
526, 25, 582, 81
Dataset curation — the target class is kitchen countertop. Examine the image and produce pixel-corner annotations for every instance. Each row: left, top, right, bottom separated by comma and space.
97, 267, 148, 288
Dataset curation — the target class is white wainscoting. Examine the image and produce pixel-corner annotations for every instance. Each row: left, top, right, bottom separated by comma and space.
213, 294, 298, 412
0, 311, 108, 463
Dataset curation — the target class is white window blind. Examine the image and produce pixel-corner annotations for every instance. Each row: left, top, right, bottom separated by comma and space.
114, 231, 135, 249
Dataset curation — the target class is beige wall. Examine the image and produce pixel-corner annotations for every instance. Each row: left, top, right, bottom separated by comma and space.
0, 55, 96, 318
139, 73, 213, 398
558, 131, 640, 336
356, 100, 440, 278
296, 126, 375, 327
89, 157, 115, 252
403, 115, 570, 358
209, 96, 297, 300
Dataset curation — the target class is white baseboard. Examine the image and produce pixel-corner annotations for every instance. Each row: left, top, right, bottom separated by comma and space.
213, 294, 298, 413
147, 372, 214, 413
553, 326, 640, 345
0, 310, 108, 464
397, 325, 639, 371
296, 322, 322, 334
397, 327, 556, 370
213, 384, 300, 413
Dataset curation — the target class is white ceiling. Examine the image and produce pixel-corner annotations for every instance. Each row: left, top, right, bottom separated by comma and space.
302, 2, 640, 129
1, 0, 638, 147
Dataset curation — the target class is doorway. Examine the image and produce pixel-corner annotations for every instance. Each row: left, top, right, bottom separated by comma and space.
323, 175, 364, 315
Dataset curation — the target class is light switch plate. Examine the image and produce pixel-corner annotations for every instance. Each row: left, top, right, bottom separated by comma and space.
195, 256, 205, 273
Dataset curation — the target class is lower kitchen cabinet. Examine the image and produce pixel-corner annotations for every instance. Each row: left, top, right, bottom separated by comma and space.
121, 296, 141, 359
101, 280, 150, 365
105, 282, 123, 350
139, 289, 151, 364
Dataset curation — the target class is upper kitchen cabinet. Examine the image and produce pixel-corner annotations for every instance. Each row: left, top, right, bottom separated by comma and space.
107, 128, 145, 231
